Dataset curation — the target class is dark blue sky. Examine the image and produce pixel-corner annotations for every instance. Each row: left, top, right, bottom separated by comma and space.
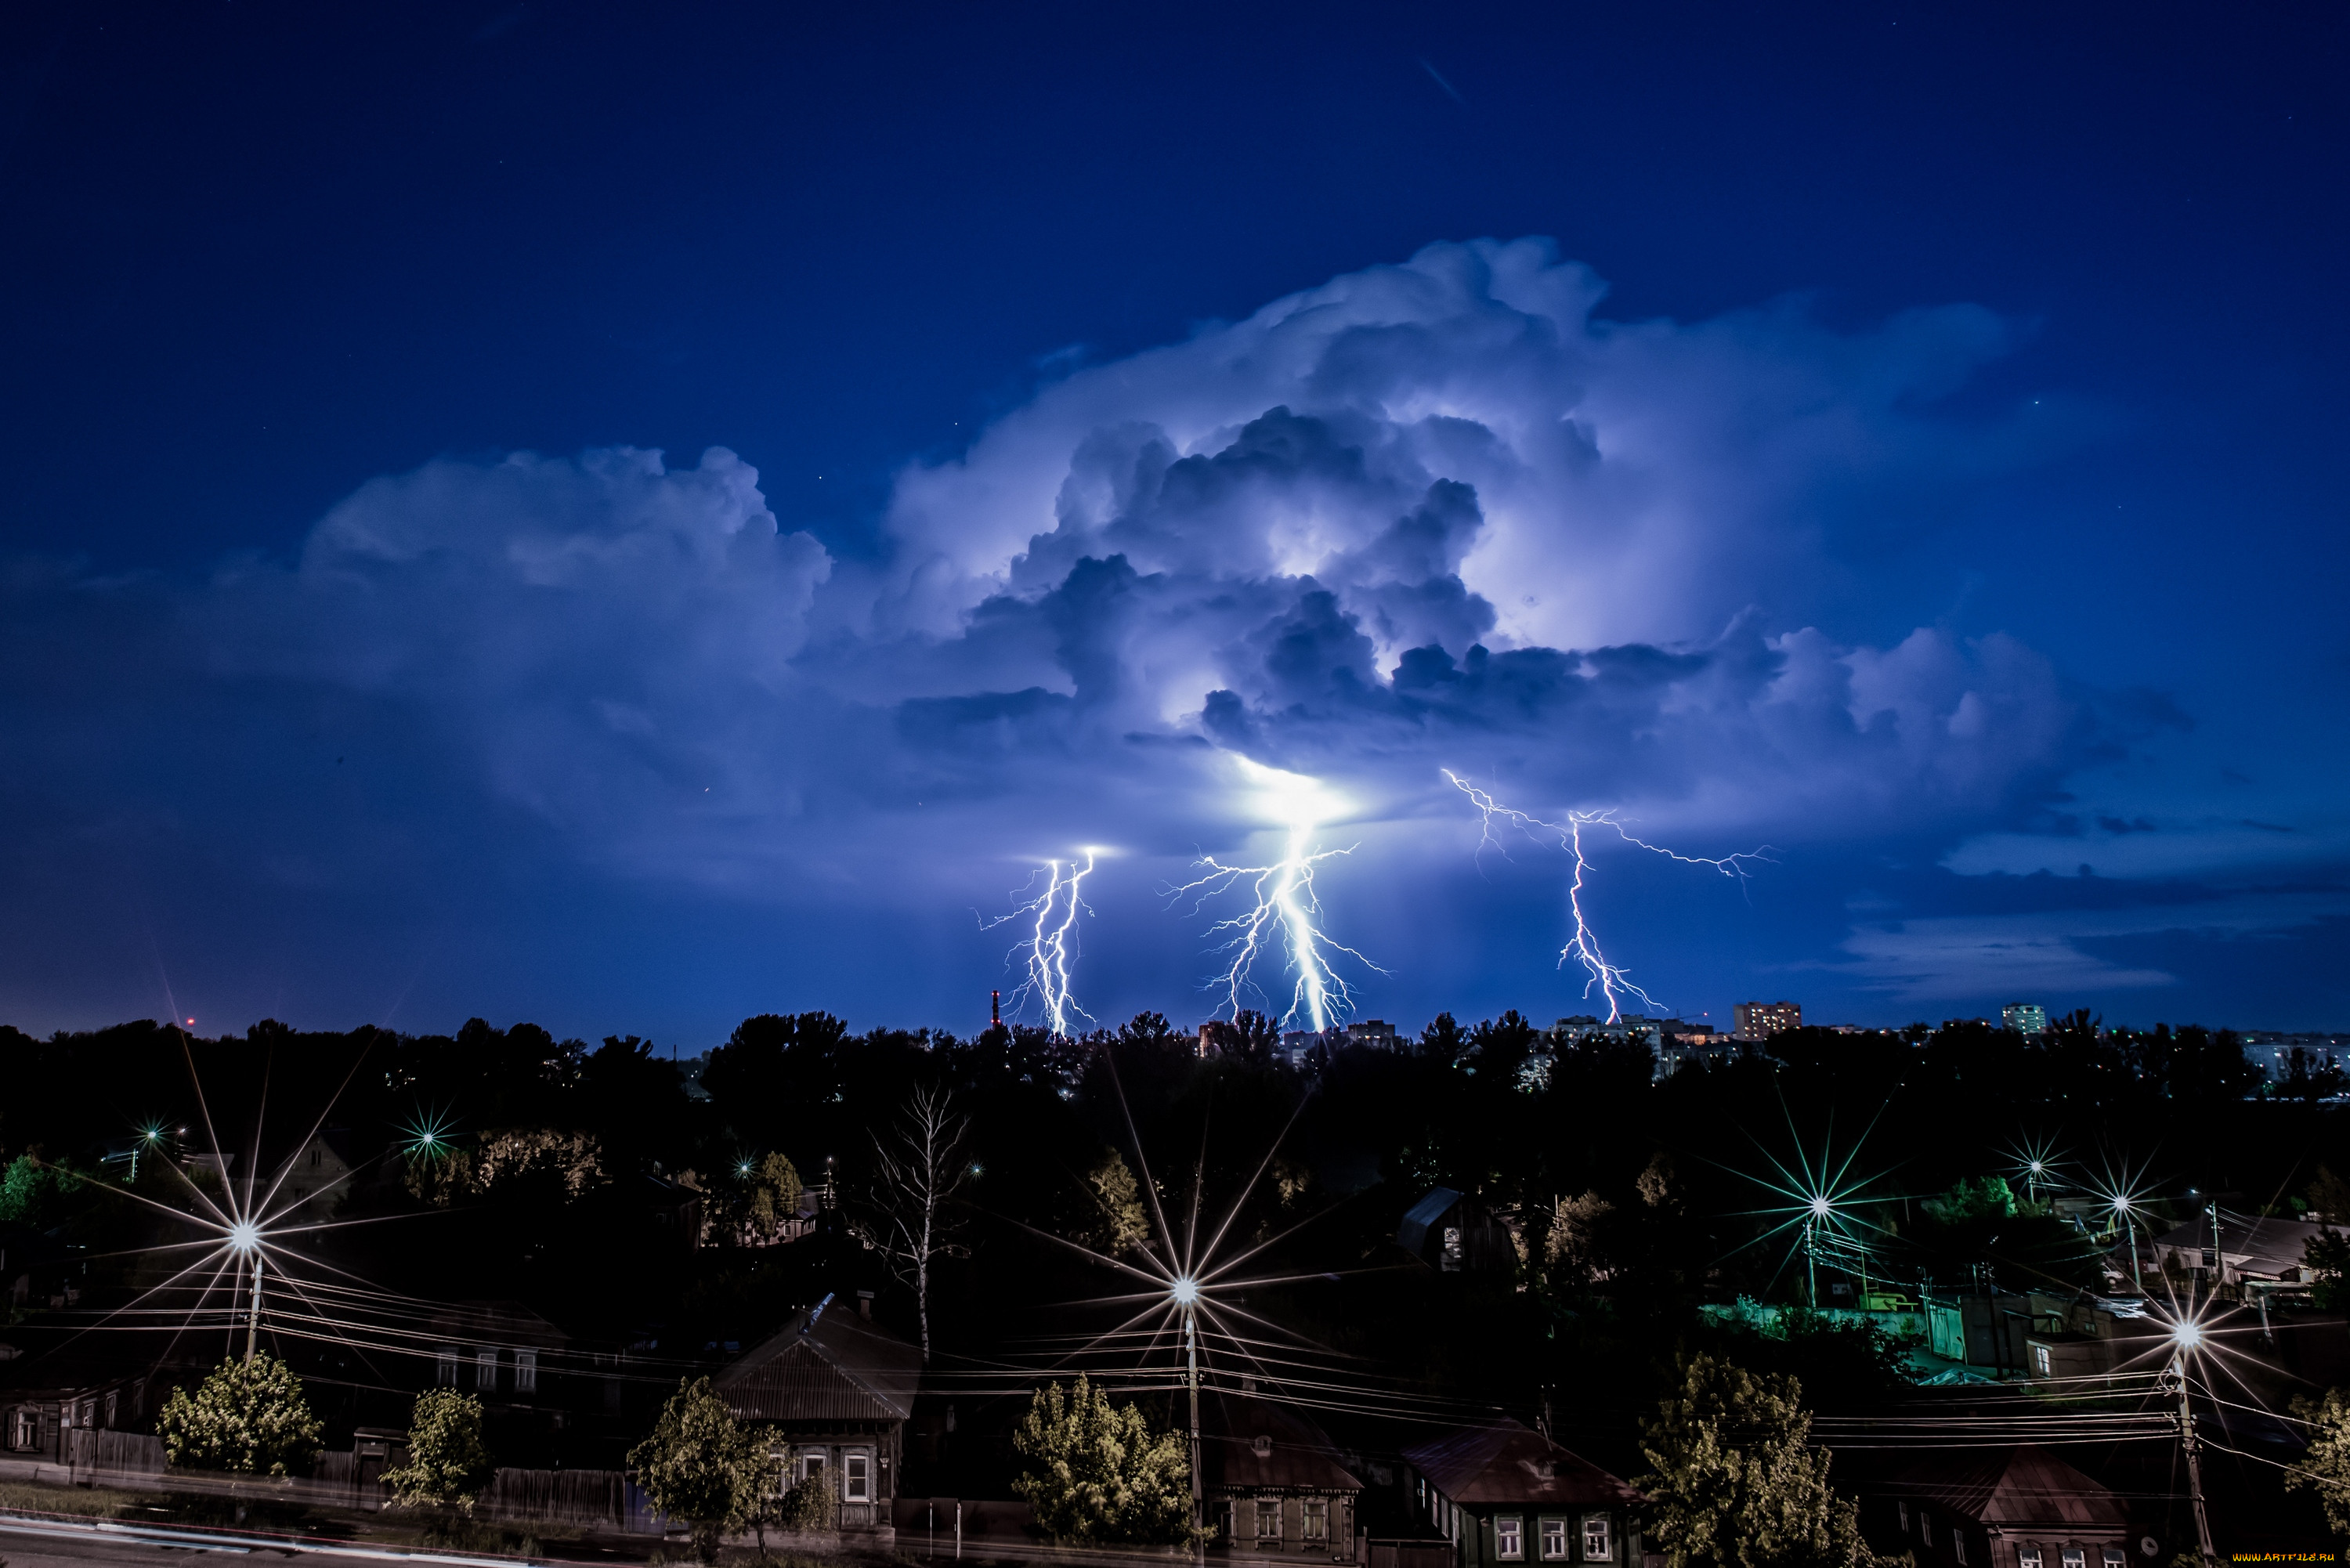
2, 1, 2345, 1043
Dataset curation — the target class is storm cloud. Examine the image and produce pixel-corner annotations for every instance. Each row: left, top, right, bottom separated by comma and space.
0, 239, 2214, 1027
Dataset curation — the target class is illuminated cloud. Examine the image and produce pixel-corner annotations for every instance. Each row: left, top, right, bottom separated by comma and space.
0, 237, 2257, 1025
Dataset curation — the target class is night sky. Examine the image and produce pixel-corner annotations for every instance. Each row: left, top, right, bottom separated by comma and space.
2, 2, 2345, 1042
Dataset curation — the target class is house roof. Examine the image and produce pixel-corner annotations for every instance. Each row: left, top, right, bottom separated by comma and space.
1397, 1189, 1464, 1256
716, 1294, 921, 1425
1405, 1420, 1642, 1509
426, 1300, 569, 1348
2150, 1214, 2327, 1278
1878, 1446, 2128, 1530
1202, 1393, 1363, 1494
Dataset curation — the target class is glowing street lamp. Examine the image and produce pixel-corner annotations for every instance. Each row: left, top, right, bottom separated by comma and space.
2163, 1312, 2219, 1568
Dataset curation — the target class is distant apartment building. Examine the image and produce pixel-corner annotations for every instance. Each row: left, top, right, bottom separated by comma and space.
1734, 1001, 1801, 1041
2240, 1031, 2350, 1083
2001, 1002, 2050, 1036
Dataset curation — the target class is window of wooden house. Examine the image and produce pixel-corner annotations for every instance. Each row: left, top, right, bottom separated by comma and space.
103, 1392, 117, 1428
1542, 1518, 1569, 1559
1954, 1530, 1968, 1564
768, 1450, 791, 1497
2062, 1550, 2084, 1568
1920, 1515, 1933, 1547
436, 1348, 458, 1386
2031, 1344, 2052, 1377
845, 1453, 871, 1502
1582, 1515, 1611, 1562
1256, 1500, 1282, 1543
1498, 1517, 1524, 1559
1899, 1503, 1911, 1534
475, 1348, 498, 1392
1303, 1500, 1329, 1541
2102, 1550, 2125, 1568
515, 1350, 538, 1394
801, 1452, 827, 1484
7, 1408, 33, 1450
2018, 1548, 2042, 1568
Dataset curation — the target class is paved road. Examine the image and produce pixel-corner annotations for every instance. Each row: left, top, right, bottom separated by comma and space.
0, 1516, 559, 1568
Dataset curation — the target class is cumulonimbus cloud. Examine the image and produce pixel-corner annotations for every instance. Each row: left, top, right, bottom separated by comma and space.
3, 240, 2158, 933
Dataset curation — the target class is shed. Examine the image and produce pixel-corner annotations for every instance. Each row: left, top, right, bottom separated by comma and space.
1397, 1190, 1516, 1274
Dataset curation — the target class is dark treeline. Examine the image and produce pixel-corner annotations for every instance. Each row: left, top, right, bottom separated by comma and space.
0, 1006, 2341, 1490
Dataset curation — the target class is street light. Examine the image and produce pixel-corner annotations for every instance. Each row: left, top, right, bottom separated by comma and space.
226, 1221, 266, 1360
2164, 1313, 2218, 1568
1172, 1276, 1203, 1561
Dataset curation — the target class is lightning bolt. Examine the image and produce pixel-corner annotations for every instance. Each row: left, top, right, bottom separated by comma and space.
1444, 769, 1772, 1023
983, 851, 1097, 1036
1167, 761, 1383, 1031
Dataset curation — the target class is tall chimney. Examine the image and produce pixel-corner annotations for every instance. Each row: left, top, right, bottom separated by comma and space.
991, 989, 1001, 1029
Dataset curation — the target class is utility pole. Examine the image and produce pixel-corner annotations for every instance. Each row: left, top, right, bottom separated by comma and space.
2171, 1356, 2219, 1568
1803, 1214, 1817, 1308
244, 1252, 264, 1361
1184, 1298, 1203, 1563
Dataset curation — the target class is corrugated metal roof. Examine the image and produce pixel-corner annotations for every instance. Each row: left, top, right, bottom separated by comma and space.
1202, 1393, 1362, 1493
1405, 1420, 1642, 1508
716, 1297, 921, 1424
1881, 1447, 2128, 1530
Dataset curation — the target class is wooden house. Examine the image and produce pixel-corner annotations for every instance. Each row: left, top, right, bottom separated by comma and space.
1400, 1419, 1643, 1568
1857, 1444, 2135, 1568
715, 1290, 919, 1530
1202, 1393, 1364, 1559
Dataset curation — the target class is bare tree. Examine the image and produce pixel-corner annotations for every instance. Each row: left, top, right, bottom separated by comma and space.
851, 1084, 972, 1362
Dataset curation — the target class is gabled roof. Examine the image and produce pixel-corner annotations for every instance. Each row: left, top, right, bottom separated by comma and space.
1881, 1446, 2128, 1530
1397, 1189, 1465, 1256
717, 1295, 921, 1425
1405, 1420, 1642, 1509
1202, 1393, 1362, 1494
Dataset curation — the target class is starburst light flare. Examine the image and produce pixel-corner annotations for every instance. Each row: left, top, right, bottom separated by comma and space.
984, 851, 1098, 1035
1444, 770, 1772, 1023
1166, 758, 1380, 1031
2083, 1154, 2161, 1292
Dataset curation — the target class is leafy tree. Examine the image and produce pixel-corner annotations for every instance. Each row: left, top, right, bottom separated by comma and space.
1637, 1353, 1888, 1568
1079, 1150, 1149, 1256
2285, 1389, 2350, 1534
0, 1154, 81, 1228
1011, 1377, 1195, 1545
627, 1377, 778, 1563
744, 1152, 804, 1237
157, 1357, 325, 1476
2305, 1230, 2350, 1313
2309, 1166, 2350, 1226
381, 1389, 496, 1511
1419, 1012, 1468, 1066
1542, 1190, 1615, 1297
1117, 1012, 1178, 1047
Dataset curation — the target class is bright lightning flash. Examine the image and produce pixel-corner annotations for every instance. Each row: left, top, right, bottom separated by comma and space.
1166, 760, 1380, 1031
1445, 770, 1770, 1023
984, 851, 1097, 1035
